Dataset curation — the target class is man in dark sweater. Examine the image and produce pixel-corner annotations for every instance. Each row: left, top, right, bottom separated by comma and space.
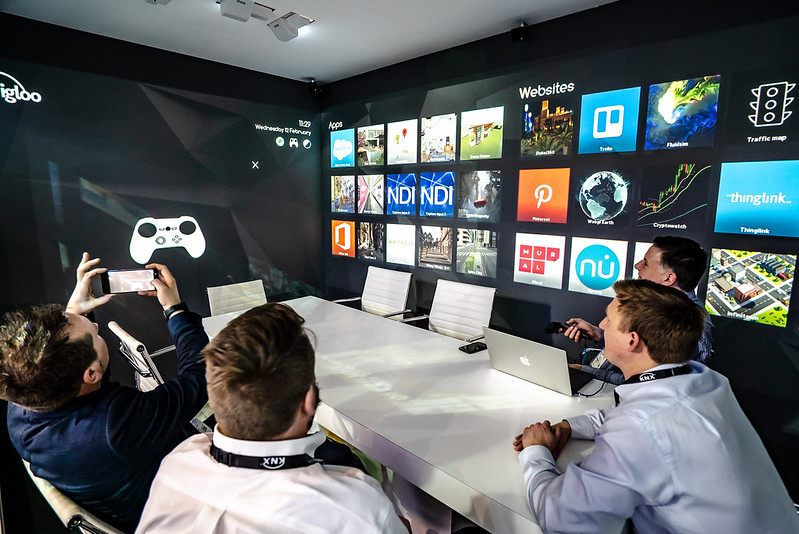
0, 252, 208, 533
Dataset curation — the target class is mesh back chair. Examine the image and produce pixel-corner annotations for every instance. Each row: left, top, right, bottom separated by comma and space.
108, 321, 165, 392
22, 460, 124, 534
108, 321, 212, 432
206, 280, 267, 317
404, 279, 496, 341
334, 266, 412, 320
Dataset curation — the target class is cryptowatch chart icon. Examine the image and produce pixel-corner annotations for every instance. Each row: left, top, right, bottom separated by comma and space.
749, 82, 794, 127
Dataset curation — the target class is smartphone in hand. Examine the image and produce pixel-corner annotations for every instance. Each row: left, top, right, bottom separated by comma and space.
100, 268, 158, 294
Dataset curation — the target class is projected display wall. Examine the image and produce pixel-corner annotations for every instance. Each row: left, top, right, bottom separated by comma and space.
0, 58, 322, 343
321, 16, 799, 335
321, 12, 799, 498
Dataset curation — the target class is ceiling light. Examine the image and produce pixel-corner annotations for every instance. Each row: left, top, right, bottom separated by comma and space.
268, 12, 314, 42
144, 0, 171, 4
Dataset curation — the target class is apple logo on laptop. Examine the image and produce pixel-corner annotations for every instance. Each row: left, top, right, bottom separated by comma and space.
520, 355, 531, 366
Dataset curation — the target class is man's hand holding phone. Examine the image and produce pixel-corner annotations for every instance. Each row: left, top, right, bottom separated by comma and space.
100, 268, 158, 294
137, 263, 182, 311
66, 252, 115, 315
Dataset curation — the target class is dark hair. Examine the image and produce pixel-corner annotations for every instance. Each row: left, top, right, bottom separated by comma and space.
202, 303, 315, 440
652, 236, 708, 291
613, 279, 707, 364
0, 304, 96, 411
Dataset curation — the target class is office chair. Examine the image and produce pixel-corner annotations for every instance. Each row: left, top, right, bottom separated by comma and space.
403, 279, 495, 340
22, 460, 124, 534
107, 321, 212, 433
108, 321, 165, 392
206, 279, 267, 316
333, 266, 412, 320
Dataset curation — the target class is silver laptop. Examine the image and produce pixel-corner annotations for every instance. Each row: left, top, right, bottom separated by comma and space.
483, 327, 593, 396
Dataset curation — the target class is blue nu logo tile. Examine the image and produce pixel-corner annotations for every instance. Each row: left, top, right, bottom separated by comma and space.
576, 244, 620, 290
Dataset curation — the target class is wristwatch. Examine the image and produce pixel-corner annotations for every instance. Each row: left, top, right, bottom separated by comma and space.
163, 302, 189, 320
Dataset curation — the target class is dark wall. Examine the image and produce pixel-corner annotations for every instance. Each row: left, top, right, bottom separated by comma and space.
0, 14, 316, 108
0, 14, 324, 367
320, 0, 799, 500
0, 14, 325, 531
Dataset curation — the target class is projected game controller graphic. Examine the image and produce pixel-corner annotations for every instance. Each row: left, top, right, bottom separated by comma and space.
130, 216, 206, 264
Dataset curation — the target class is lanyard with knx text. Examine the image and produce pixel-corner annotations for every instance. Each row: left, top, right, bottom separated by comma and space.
210, 444, 323, 470
614, 364, 692, 406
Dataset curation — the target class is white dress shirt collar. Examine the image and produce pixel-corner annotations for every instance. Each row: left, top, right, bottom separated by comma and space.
212, 426, 326, 458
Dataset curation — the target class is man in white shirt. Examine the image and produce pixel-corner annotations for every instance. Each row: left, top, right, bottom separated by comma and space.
562, 236, 713, 385
514, 279, 799, 534
137, 303, 408, 533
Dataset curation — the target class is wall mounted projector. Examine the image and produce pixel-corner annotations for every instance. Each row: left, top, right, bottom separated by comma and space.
220, 0, 253, 22
219, 0, 274, 22
268, 12, 314, 41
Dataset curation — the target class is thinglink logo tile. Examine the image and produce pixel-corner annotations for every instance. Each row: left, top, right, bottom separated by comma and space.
0, 72, 43, 104
726, 192, 791, 206
714, 160, 799, 238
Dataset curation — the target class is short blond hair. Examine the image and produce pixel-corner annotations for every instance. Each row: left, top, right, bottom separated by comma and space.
202, 303, 315, 440
613, 279, 706, 364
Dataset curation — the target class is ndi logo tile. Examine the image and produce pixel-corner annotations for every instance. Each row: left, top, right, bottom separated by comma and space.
386, 173, 417, 215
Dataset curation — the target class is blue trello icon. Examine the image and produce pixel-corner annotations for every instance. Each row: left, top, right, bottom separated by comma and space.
579, 87, 641, 154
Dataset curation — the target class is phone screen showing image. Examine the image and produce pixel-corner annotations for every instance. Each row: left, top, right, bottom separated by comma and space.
104, 269, 156, 294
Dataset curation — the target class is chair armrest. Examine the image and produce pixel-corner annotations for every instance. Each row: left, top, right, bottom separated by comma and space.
332, 296, 361, 303
400, 314, 428, 323
149, 344, 176, 358
23, 461, 125, 534
381, 308, 412, 319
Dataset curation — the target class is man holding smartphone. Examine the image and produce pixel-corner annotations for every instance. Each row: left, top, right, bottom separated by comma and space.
0, 252, 208, 533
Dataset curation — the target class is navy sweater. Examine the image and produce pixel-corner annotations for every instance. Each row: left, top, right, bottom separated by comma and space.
7, 311, 208, 533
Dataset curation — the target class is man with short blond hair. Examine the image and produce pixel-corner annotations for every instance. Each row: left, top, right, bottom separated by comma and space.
563, 236, 713, 384
137, 303, 407, 533
514, 279, 799, 534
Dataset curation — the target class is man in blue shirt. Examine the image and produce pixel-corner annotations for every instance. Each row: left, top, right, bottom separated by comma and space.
1, 252, 208, 533
514, 279, 799, 534
563, 236, 713, 384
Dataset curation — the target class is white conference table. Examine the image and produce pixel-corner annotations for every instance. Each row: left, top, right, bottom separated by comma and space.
283, 296, 618, 534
